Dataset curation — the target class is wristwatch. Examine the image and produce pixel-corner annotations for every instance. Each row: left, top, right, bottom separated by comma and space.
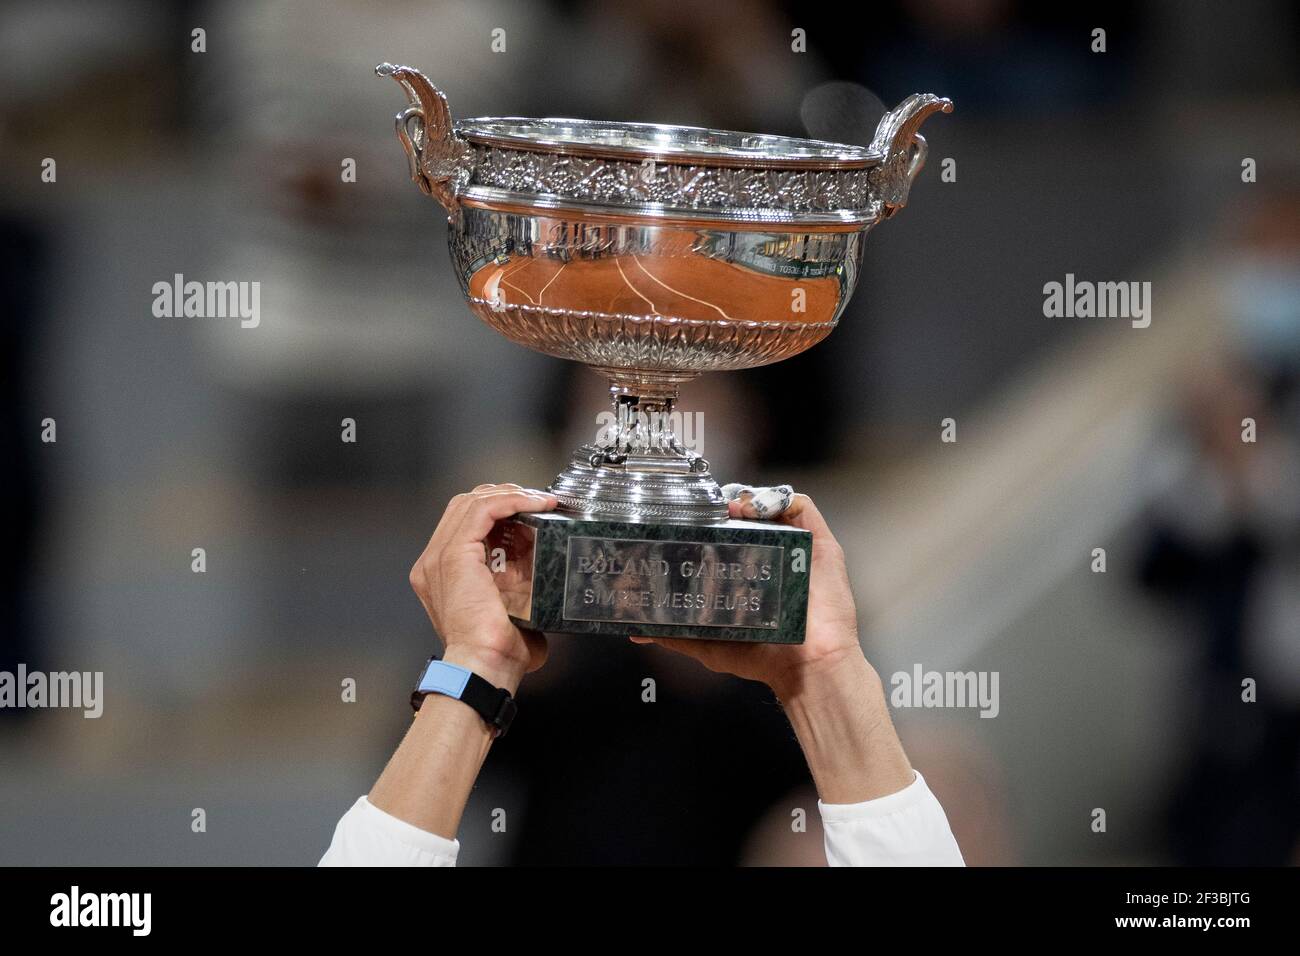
410, 656, 517, 738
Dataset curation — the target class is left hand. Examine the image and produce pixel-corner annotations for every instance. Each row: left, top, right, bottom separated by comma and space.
408, 483, 557, 691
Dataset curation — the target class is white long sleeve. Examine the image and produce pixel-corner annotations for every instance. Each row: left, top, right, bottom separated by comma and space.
319, 796, 459, 867
321, 770, 963, 866
819, 770, 965, 866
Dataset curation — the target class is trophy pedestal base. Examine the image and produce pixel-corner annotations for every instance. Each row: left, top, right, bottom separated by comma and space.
486, 511, 810, 644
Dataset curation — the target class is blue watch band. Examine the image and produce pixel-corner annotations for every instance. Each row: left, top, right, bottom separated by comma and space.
416, 660, 473, 699
410, 656, 517, 737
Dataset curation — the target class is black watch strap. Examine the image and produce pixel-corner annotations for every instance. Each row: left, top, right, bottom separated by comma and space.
410, 656, 517, 737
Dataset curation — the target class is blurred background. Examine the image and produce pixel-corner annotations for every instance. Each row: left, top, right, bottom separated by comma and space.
2, 0, 1298, 865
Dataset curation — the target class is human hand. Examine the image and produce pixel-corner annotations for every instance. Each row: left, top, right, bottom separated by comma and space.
631, 490, 914, 802
408, 483, 557, 691
630, 491, 866, 701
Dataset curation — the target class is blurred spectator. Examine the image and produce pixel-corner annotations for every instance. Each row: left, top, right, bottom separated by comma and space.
1138, 193, 1300, 864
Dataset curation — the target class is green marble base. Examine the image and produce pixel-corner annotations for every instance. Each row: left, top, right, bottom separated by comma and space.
485, 512, 811, 644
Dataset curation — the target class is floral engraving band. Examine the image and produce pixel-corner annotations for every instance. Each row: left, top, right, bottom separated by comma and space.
467, 144, 882, 215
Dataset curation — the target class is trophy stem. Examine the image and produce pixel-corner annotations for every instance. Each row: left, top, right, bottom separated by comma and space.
604, 391, 686, 459
546, 387, 729, 524
597, 368, 693, 403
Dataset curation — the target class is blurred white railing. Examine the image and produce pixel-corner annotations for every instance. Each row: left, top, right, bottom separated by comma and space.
827, 257, 1227, 667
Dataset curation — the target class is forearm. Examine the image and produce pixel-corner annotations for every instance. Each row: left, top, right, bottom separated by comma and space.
777, 651, 915, 804
367, 645, 524, 840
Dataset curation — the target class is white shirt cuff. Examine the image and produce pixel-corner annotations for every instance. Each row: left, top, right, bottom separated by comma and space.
319, 796, 460, 867
818, 771, 966, 866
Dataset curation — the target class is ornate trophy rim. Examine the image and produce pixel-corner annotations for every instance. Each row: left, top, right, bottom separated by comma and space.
455, 116, 880, 170
375, 63, 951, 222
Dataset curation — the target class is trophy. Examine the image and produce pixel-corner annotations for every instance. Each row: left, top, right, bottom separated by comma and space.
377, 63, 949, 644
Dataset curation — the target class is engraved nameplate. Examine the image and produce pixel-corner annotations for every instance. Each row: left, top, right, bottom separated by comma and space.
563, 537, 782, 629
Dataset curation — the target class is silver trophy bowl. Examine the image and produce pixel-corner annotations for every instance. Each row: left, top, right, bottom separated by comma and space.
378, 63, 950, 522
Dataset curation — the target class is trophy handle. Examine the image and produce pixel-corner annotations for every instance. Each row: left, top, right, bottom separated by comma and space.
375, 63, 472, 214
870, 93, 953, 218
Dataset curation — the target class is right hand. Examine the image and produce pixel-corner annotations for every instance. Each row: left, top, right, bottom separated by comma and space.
631, 493, 867, 701
408, 483, 557, 691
